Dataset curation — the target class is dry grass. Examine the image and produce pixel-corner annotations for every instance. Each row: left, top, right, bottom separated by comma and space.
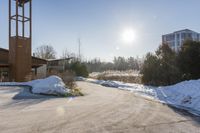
97, 75, 141, 84
90, 70, 142, 84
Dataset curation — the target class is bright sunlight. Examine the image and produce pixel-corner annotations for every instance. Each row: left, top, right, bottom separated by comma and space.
121, 28, 137, 44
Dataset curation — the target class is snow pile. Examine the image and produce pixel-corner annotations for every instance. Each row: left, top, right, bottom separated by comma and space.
83, 78, 200, 115
0, 76, 70, 96
157, 79, 200, 114
75, 76, 87, 81
100, 80, 121, 87
25, 76, 70, 95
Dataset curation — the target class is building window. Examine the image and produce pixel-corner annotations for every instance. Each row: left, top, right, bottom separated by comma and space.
177, 41, 180, 46
181, 33, 185, 39
176, 34, 180, 40
170, 42, 175, 47
187, 33, 192, 39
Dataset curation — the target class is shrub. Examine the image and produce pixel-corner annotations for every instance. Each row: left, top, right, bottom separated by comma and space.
60, 71, 76, 89
46, 70, 84, 97
70, 61, 89, 77
47, 70, 76, 89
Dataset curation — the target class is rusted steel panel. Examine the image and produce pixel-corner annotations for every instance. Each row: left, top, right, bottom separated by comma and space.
0, 48, 47, 68
9, 37, 32, 82
0, 49, 9, 64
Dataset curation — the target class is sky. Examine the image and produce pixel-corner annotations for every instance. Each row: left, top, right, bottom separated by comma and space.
1, 0, 200, 62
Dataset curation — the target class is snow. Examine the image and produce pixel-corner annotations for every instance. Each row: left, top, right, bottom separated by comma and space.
25, 76, 70, 95
78, 77, 200, 116
0, 76, 70, 96
156, 80, 200, 115
1, 75, 200, 115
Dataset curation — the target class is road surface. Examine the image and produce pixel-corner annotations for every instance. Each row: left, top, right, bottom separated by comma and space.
0, 82, 200, 133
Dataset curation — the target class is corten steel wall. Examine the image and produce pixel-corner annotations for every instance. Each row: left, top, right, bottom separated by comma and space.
0, 48, 47, 67
9, 37, 32, 81
0, 49, 9, 63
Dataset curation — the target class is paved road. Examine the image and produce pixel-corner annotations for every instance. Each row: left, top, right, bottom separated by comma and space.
0, 82, 200, 133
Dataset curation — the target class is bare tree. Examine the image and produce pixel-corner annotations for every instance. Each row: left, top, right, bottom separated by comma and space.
61, 49, 73, 59
61, 48, 81, 63
34, 45, 56, 59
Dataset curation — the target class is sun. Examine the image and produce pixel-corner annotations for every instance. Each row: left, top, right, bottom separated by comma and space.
121, 29, 136, 44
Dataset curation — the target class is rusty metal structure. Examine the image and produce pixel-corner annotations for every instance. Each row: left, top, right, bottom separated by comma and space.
9, 0, 32, 81
0, 48, 47, 82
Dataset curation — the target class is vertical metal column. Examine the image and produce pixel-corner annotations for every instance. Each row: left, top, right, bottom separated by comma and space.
9, 0, 11, 38
22, 1, 25, 37
30, 0, 32, 39
16, 0, 18, 37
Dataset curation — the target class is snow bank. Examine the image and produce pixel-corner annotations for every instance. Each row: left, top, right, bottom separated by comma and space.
75, 76, 87, 81
0, 76, 70, 96
82, 77, 200, 116
25, 76, 70, 95
157, 79, 200, 115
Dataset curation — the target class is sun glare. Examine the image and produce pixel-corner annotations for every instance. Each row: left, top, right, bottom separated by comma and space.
121, 29, 137, 44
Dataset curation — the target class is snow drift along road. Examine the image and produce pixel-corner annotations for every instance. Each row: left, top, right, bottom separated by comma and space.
78, 77, 200, 116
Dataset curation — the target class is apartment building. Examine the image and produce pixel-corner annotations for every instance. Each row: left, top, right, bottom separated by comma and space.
162, 29, 200, 52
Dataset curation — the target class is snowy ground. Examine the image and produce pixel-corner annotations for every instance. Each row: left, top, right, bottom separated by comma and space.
77, 77, 200, 116
1, 82, 199, 133
0, 76, 70, 96
1, 75, 200, 116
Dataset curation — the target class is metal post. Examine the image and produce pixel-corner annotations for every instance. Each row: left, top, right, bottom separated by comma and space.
16, 0, 18, 37
9, 0, 11, 38
30, 0, 32, 59
30, 0, 32, 39
22, 1, 25, 37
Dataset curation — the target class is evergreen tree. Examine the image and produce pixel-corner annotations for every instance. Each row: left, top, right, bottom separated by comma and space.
70, 62, 89, 77
156, 44, 181, 85
141, 44, 181, 86
141, 53, 160, 85
177, 41, 200, 80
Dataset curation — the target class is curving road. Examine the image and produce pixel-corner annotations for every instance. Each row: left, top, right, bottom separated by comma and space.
0, 81, 200, 133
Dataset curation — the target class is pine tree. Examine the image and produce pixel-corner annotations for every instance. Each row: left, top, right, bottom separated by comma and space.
177, 40, 200, 80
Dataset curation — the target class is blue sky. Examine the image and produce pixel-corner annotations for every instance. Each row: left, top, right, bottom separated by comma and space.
1, 0, 200, 61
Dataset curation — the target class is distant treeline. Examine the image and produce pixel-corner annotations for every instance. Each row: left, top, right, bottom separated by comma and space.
84, 57, 143, 73
33, 45, 143, 75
